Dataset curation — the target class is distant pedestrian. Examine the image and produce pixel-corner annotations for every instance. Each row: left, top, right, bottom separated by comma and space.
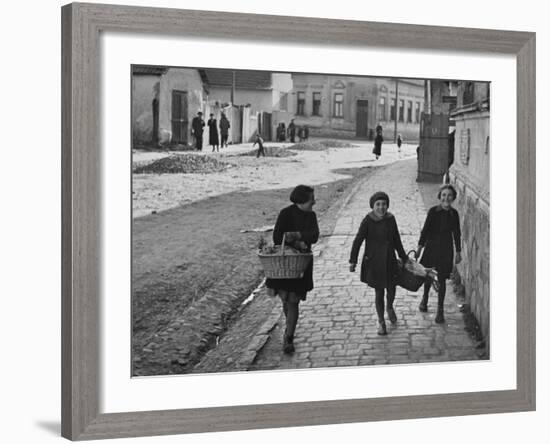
266, 185, 319, 353
373, 132, 384, 159
397, 134, 402, 152
220, 112, 230, 148
288, 119, 296, 143
276, 123, 286, 142
415, 184, 462, 324
298, 126, 306, 142
349, 191, 409, 335
304, 125, 309, 141
191, 111, 205, 151
253, 132, 265, 158
208, 113, 219, 152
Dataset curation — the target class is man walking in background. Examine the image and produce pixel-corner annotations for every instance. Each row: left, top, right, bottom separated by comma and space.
191, 111, 205, 151
220, 112, 230, 148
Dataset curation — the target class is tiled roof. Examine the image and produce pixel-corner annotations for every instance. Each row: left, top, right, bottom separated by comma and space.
132, 65, 168, 75
202, 69, 272, 90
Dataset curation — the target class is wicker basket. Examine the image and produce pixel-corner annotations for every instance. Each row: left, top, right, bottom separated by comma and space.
258, 233, 313, 279
396, 250, 426, 292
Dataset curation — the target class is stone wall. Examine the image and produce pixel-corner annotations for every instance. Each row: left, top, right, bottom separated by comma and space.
447, 80, 490, 346
449, 157, 490, 344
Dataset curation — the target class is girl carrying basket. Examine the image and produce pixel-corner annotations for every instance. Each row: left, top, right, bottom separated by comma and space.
415, 184, 462, 324
349, 191, 409, 335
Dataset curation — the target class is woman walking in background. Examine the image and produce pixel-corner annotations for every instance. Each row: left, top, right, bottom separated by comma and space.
349, 192, 408, 335
373, 129, 384, 160
266, 185, 319, 353
415, 184, 462, 324
208, 113, 219, 152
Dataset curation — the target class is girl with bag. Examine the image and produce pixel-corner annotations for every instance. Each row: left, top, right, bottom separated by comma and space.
415, 184, 462, 324
349, 192, 409, 335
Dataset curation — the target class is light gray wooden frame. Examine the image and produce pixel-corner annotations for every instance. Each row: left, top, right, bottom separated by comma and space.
61, 2, 536, 440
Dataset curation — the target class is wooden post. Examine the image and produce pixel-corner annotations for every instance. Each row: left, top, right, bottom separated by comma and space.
394, 78, 399, 142
231, 70, 236, 105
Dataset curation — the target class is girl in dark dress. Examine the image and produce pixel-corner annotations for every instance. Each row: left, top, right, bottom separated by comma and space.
415, 184, 462, 324
208, 113, 219, 152
349, 192, 408, 335
266, 185, 319, 354
373, 132, 383, 159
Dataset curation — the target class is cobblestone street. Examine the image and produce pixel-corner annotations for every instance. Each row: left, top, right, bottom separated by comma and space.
249, 158, 485, 371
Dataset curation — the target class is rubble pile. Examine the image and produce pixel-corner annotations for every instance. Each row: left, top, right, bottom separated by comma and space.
133, 154, 230, 174
289, 139, 358, 151
238, 146, 296, 157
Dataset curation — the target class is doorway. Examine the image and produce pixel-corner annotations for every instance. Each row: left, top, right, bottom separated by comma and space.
171, 90, 188, 144
356, 100, 369, 138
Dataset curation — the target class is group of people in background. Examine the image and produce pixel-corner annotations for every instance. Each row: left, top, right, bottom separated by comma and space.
373, 123, 404, 159
267, 183, 462, 353
276, 119, 309, 143
191, 111, 231, 152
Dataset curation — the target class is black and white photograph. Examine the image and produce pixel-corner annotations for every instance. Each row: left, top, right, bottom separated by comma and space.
131, 66, 490, 377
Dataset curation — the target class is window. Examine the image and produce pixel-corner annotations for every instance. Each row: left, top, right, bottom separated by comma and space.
390, 98, 396, 121
279, 92, 288, 111
333, 93, 343, 117
399, 99, 405, 122
312, 92, 322, 116
463, 81, 475, 106
415, 102, 421, 123
407, 100, 413, 123
378, 97, 386, 121
297, 92, 305, 116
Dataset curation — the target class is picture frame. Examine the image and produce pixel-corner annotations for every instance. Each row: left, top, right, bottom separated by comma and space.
61, 2, 535, 440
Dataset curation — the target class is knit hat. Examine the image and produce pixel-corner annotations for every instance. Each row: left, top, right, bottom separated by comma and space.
369, 191, 390, 209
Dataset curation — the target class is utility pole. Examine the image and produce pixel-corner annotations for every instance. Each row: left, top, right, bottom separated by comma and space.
394, 78, 399, 143
231, 70, 236, 105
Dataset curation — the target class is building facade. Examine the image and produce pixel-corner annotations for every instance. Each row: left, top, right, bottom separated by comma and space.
132, 66, 205, 148
288, 74, 424, 141
449, 81, 491, 345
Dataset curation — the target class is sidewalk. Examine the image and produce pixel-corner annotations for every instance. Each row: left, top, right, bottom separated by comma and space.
248, 158, 484, 371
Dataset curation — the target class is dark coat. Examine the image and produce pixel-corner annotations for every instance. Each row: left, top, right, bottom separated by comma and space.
220, 117, 230, 136
373, 134, 383, 156
208, 118, 219, 145
349, 212, 407, 289
288, 122, 296, 137
419, 205, 461, 279
265, 204, 319, 296
191, 116, 204, 135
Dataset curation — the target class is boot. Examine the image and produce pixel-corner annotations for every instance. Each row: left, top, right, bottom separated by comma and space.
418, 292, 429, 312
377, 321, 387, 336
387, 306, 397, 324
435, 307, 445, 324
283, 334, 295, 354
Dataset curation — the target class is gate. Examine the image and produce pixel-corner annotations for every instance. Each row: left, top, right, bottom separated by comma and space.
417, 113, 450, 182
259, 112, 272, 141
171, 90, 188, 144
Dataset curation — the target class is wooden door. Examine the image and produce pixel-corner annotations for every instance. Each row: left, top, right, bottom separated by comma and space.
417, 113, 450, 182
356, 100, 369, 138
171, 90, 188, 143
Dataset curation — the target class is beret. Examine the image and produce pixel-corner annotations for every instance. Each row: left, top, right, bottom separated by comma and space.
369, 191, 390, 209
